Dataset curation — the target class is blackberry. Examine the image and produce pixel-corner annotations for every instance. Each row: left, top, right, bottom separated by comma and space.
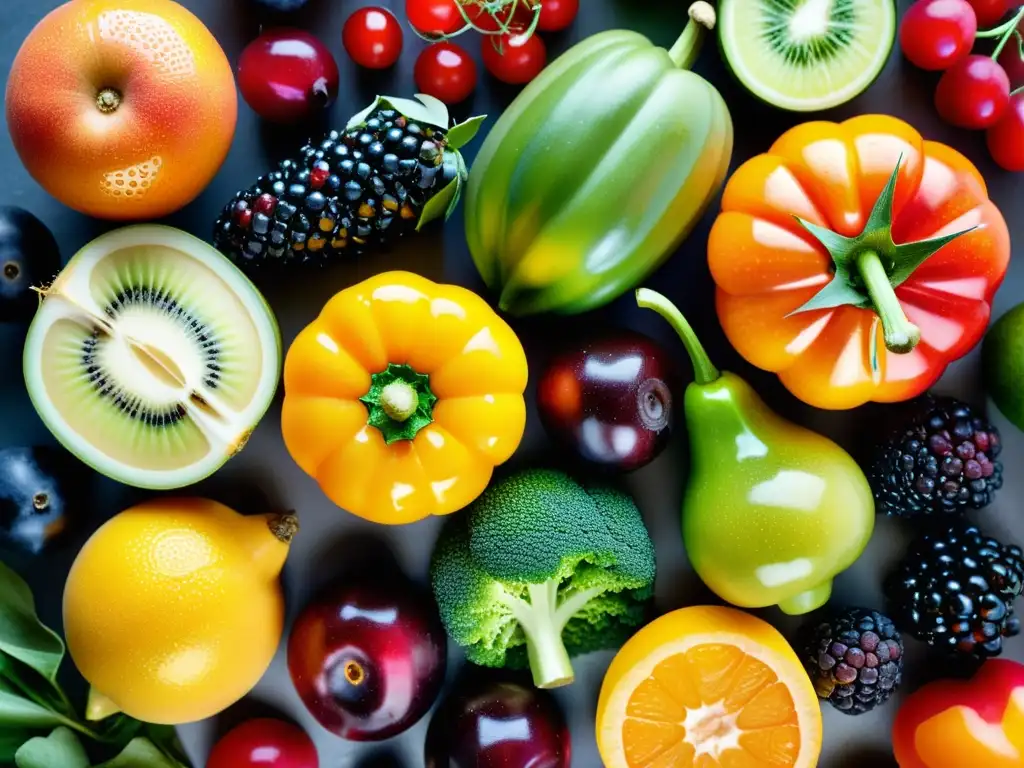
797, 607, 904, 715
214, 96, 482, 267
885, 522, 1024, 659
867, 396, 1002, 518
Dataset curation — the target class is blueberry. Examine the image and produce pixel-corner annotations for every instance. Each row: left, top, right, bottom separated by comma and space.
0, 207, 61, 323
0, 447, 78, 555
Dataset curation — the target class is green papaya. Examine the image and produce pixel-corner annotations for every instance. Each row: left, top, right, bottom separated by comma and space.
465, 2, 733, 317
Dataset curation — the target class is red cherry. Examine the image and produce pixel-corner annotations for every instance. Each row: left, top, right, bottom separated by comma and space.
967, 0, 1010, 26
899, 0, 977, 71
996, 19, 1024, 85
343, 7, 404, 69
414, 42, 478, 104
935, 54, 1011, 127
482, 32, 547, 85
238, 30, 339, 124
207, 719, 318, 768
537, 0, 580, 31
987, 90, 1024, 170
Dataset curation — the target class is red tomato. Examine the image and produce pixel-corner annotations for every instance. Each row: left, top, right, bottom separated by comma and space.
899, 0, 978, 70
343, 7, 404, 69
967, 0, 1009, 26
987, 91, 1024, 170
935, 54, 1011, 126
406, 0, 465, 36
207, 719, 318, 768
414, 42, 478, 103
482, 32, 547, 84
466, 2, 527, 32
538, 0, 579, 31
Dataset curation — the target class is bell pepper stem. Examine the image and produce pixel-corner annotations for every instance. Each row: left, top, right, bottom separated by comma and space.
669, 2, 716, 70
636, 288, 720, 385
856, 250, 920, 354
380, 380, 419, 422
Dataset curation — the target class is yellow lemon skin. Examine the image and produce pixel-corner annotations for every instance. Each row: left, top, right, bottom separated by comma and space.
63, 498, 294, 725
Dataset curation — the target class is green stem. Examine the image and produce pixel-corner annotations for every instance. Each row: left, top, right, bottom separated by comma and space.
668, 2, 716, 69
1012, 84, 1024, 96
636, 288, 720, 385
856, 250, 920, 354
979, 7, 1024, 44
983, 7, 1024, 63
505, 583, 575, 689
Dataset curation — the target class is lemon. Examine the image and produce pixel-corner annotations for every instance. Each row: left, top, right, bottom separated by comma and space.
63, 498, 297, 725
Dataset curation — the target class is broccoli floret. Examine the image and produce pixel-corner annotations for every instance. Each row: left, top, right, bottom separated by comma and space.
430, 469, 656, 688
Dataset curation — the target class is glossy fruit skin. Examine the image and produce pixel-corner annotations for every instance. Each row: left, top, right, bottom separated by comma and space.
288, 580, 447, 741
967, 0, 1009, 26
537, 332, 675, 472
997, 29, 1024, 85
893, 659, 1024, 767
709, 115, 1010, 410
0, 207, 60, 323
596, 606, 822, 768
983, 299, 1024, 431
466, 24, 732, 316
207, 719, 319, 768
0, 447, 74, 555
5, 0, 237, 220
238, 29, 339, 123
537, 0, 579, 31
343, 7, 404, 69
986, 91, 1024, 170
63, 498, 295, 725
415, 43, 478, 104
406, 0, 465, 36
281, 272, 527, 525
935, 54, 1011, 127
425, 678, 570, 768
482, 33, 548, 85
899, 0, 977, 70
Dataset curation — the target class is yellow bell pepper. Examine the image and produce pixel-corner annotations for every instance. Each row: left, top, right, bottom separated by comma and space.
281, 271, 528, 524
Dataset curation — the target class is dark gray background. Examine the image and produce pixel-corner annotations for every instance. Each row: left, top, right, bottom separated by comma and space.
1, 0, 1022, 766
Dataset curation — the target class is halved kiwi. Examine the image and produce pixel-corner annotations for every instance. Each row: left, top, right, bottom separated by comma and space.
718, 0, 896, 112
23, 225, 280, 490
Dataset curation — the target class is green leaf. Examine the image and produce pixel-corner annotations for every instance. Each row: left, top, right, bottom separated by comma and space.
95, 737, 186, 768
0, 560, 65, 684
0, 654, 73, 717
417, 174, 461, 232
382, 94, 450, 129
93, 714, 143, 748
888, 226, 978, 286
144, 725, 189, 765
862, 155, 903, 234
793, 216, 859, 268
0, 688, 77, 730
345, 96, 383, 131
15, 727, 89, 768
446, 115, 488, 150
787, 275, 870, 315
0, 729, 32, 763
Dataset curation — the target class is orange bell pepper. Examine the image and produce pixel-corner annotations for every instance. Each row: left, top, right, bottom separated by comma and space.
893, 659, 1024, 767
708, 115, 1010, 410
281, 271, 528, 524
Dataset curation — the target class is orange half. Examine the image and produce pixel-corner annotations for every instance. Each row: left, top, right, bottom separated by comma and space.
597, 606, 822, 768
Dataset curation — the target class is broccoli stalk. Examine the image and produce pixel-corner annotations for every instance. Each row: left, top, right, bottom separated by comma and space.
431, 469, 656, 689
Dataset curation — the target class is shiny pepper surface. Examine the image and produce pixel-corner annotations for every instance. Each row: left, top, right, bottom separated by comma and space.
281, 272, 528, 524
709, 115, 1010, 410
893, 659, 1024, 767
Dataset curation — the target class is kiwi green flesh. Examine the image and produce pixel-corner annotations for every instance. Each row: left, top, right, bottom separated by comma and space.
34, 244, 265, 473
719, 0, 895, 111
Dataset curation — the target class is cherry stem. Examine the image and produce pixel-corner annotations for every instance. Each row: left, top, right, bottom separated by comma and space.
985, 7, 1024, 62
1012, 84, 1024, 96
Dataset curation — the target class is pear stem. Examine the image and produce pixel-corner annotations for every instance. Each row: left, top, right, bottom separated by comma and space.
636, 288, 719, 385
856, 250, 920, 354
267, 513, 299, 544
668, 2, 715, 70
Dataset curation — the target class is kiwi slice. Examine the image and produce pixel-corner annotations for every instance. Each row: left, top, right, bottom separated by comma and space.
23, 225, 280, 490
718, 0, 896, 112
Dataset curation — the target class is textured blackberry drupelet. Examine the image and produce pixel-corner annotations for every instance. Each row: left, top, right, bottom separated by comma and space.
214, 95, 480, 267
798, 607, 903, 715
867, 396, 1002, 518
885, 523, 1024, 659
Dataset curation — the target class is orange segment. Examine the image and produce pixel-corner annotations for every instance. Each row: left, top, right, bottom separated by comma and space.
597, 607, 821, 768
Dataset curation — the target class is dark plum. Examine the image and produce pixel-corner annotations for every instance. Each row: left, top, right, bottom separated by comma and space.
0, 207, 60, 322
537, 331, 676, 471
288, 579, 446, 741
0, 447, 76, 554
425, 677, 570, 768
